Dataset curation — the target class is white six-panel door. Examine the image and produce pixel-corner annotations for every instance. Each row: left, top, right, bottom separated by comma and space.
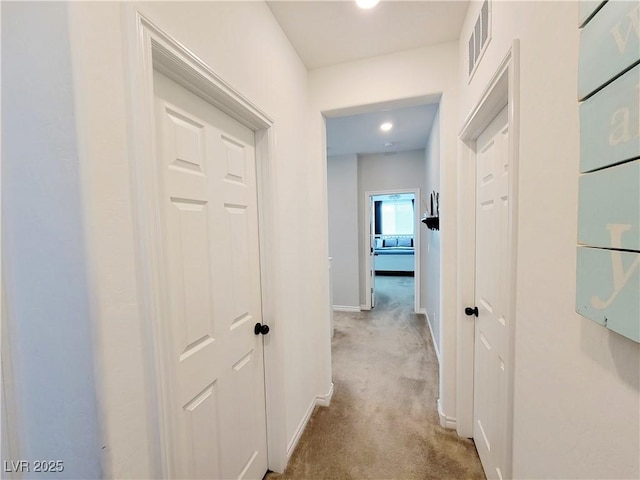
153, 70, 268, 480
473, 106, 509, 480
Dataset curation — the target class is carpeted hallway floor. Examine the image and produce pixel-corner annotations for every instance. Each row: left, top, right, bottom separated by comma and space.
266, 275, 486, 480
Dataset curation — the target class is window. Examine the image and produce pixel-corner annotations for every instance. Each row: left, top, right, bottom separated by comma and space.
381, 200, 414, 235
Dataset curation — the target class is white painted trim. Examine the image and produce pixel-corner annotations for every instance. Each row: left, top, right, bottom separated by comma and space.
437, 399, 457, 430
504, 41, 521, 480
360, 304, 370, 311
286, 397, 316, 461
460, 53, 511, 140
316, 382, 334, 407
328, 258, 334, 339
363, 188, 421, 314
286, 383, 334, 460
423, 310, 441, 364
457, 41, 520, 477
333, 305, 361, 312
123, 7, 287, 475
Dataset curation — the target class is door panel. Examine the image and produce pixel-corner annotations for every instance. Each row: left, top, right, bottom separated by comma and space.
474, 106, 509, 480
154, 70, 268, 480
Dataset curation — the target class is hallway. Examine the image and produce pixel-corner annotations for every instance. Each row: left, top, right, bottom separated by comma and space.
268, 276, 485, 479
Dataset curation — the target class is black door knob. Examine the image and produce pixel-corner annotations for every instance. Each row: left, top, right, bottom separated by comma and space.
254, 323, 270, 335
465, 306, 479, 317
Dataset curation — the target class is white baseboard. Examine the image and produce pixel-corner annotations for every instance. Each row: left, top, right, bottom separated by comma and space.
333, 305, 360, 312
287, 398, 316, 460
423, 311, 441, 364
360, 304, 370, 311
437, 398, 457, 430
286, 383, 335, 460
316, 382, 334, 407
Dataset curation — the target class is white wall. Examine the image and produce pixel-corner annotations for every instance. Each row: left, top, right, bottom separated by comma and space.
327, 155, 360, 309
423, 110, 441, 356
2, 2, 332, 477
309, 41, 460, 421
357, 150, 426, 306
458, 1, 639, 478
1, 3, 103, 476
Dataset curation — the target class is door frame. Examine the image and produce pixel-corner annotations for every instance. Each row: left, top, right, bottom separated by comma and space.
457, 41, 520, 479
364, 189, 421, 313
123, 8, 288, 476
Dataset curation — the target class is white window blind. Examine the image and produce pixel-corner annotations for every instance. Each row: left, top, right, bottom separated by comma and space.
381, 200, 414, 235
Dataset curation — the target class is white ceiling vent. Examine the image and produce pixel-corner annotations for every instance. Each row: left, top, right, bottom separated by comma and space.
468, 0, 490, 78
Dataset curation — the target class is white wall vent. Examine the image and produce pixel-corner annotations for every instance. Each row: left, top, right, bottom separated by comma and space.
468, 0, 490, 78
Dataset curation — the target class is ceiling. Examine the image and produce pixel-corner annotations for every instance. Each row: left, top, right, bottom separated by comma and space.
267, 1, 462, 156
267, 1, 469, 69
326, 102, 438, 156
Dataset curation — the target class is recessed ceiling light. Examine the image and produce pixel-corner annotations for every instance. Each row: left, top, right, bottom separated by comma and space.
384, 142, 393, 147
380, 122, 393, 132
356, 0, 379, 9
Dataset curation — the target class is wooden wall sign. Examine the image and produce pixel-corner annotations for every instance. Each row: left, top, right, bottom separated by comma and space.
577, 0, 640, 343
578, 160, 639, 250
577, 247, 639, 342
578, 0, 640, 99
580, 65, 639, 173
579, 1, 605, 27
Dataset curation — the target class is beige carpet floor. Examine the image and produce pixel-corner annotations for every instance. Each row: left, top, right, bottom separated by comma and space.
266, 275, 486, 480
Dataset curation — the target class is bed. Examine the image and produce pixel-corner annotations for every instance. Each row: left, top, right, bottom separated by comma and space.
374, 235, 415, 274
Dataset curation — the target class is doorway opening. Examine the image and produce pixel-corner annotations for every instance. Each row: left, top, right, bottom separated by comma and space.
366, 190, 419, 312
324, 99, 439, 316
